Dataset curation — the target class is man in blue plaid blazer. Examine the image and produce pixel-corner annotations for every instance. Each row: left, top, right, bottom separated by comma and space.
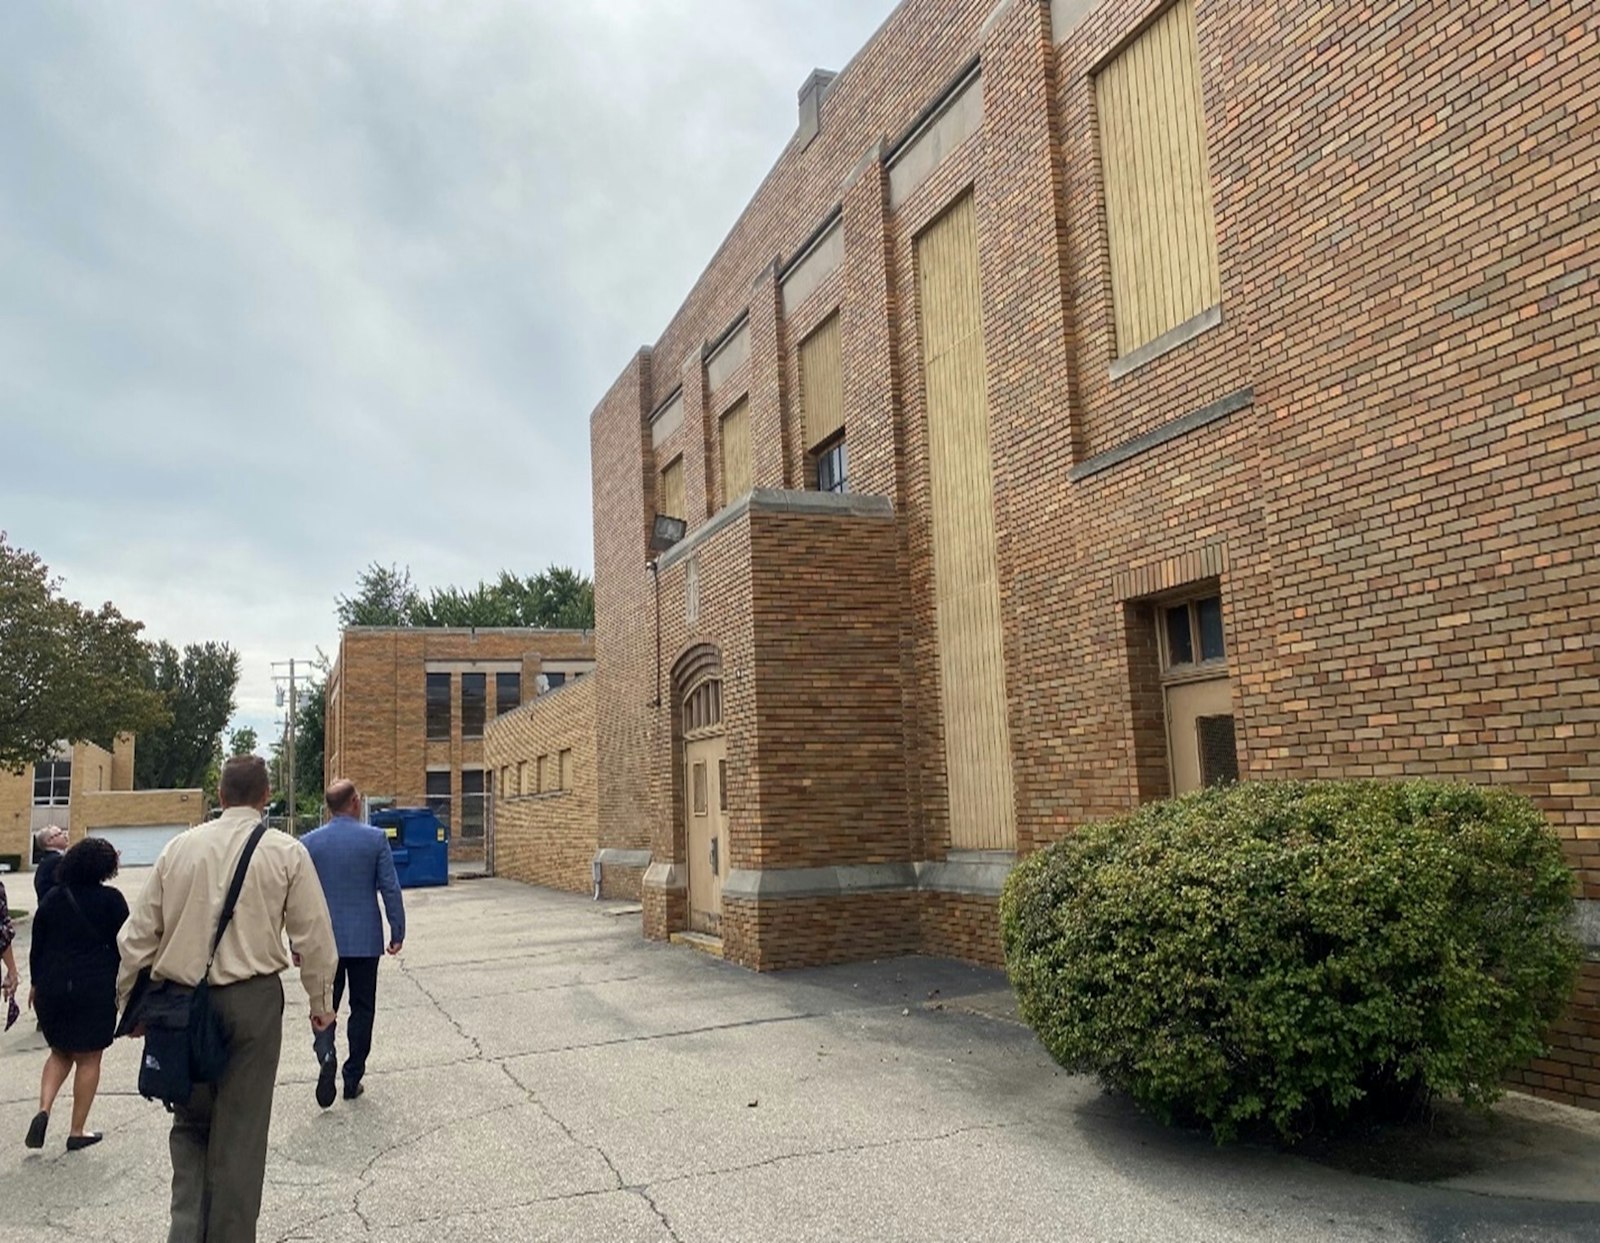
300, 780, 405, 1106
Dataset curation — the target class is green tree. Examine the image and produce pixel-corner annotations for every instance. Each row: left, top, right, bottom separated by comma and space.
135, 641, 242, 789
360, 565, 594, 630
336, 563, 419, 627
227, 726, 259, 756
0, 533, 167, 771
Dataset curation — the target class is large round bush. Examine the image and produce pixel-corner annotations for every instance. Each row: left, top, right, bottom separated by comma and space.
1001, 780, 1581, 1142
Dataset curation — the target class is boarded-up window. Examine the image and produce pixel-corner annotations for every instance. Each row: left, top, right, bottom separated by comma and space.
1096, 0, 1221, 355
916, 193, 1016, 851
535, 755, 548, 794
719, 398, 751, 507
516, 760, 527, 795
660, 456, 685, 520
559, 748, 572, 791
798, 313, 844, 452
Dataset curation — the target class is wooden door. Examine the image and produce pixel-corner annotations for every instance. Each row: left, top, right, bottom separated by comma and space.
1165, 677, 1237, 795
685, 734, 726, 934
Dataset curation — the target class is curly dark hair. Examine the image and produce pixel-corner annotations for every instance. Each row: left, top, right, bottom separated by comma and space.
55, 836, 120, 887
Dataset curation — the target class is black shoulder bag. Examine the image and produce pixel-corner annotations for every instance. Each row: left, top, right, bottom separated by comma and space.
135, 821, 269, 1108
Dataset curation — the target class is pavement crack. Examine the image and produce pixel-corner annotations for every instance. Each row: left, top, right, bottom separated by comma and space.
397, 955, 486, 1061
499, 1060, 627, 1191
633, 1185, 686, 1242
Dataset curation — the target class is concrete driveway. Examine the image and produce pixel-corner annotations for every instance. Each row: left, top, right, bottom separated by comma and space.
2, 873, 1598, 1242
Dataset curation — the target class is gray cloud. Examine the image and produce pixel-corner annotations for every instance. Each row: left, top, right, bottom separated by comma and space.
0, 0, 891, 741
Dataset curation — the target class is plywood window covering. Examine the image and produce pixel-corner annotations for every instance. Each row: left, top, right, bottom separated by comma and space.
536, 754, 548, 794
719, 398, 751, 507
915, 192, 1017, 851
558, 748, 572, 791
1096, 0, 1221, 355
660, 456, 685, 521
798, 313, 845, 452
516, 760, 527, 796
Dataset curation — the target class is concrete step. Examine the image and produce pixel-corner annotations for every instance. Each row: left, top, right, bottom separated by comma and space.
669, 930, 725, 958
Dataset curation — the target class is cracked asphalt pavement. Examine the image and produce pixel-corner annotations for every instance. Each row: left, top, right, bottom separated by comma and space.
3, 873, 1598, 1241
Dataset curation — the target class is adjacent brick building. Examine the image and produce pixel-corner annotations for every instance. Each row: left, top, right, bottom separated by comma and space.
483, 676, 648, 899
324, 627, 594, 859
579, 0, 1598, 1107
1, 735, 204, 870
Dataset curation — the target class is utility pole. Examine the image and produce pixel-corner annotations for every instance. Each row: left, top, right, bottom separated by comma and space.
272, 657, 316, 833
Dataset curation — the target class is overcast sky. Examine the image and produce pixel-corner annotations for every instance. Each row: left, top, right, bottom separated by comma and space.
1, 0, 893, 747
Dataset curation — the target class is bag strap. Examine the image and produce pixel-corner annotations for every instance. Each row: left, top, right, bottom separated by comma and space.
206, 821, 269, 974
60, 886, 114, 953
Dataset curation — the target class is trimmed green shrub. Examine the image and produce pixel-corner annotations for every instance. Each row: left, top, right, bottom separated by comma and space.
1001, 780, 1581, 1142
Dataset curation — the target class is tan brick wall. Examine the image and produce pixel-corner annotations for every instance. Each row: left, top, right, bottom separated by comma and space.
72, 789, 204, 837
589, 0, 1600, 1107
326, 627, 595, 853
484, 676, 600, 896
723, 893, 921, 973
0, 765, 33, 868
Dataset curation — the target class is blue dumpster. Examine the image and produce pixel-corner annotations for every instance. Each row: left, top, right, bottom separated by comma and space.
371, 807, 449, 888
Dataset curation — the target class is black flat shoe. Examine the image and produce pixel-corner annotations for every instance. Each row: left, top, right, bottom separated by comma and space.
66, 1132, 103, 1151
25, 1111, 48, 1149
316, 1058, 337, 1109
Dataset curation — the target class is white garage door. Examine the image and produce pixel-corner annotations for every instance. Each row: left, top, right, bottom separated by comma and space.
89, 825, 188, 867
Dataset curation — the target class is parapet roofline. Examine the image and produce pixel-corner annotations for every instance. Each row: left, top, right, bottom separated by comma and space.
340, 626, 594, 636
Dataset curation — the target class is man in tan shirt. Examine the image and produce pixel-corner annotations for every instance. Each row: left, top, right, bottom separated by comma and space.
119, 755, 337, 1243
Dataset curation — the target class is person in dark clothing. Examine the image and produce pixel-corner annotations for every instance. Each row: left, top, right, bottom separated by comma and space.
33, 824, 68, 901
25, 837, 128, 1152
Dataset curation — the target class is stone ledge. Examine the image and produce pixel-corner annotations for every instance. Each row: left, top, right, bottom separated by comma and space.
657, 488, 895, 572
595, 848, 652, 869
722, 851, 1016, 902
643, 861, 686, 891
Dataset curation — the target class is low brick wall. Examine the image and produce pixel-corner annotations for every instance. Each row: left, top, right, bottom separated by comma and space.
723, 892, 921, 972
921, 891, 1005, 968
485, 678, 599, 896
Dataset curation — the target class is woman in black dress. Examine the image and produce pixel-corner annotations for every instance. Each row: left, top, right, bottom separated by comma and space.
24, 837, 128, 1152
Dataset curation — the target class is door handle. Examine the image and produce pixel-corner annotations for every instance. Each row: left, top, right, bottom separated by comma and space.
710, 836, 720, 877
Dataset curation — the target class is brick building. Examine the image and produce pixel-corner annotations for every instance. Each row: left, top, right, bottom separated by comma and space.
0, 735, 205, 869
577, 0, 1598, 1106
324, 627, 594, 859
483, 676, 650, 899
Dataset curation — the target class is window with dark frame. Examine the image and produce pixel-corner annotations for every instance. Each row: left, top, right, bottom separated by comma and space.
426, 770, 452, 830
461, 673, 486, 737
816, 433, 848, 494
460, 769, 486, 839
545, 671, 567, 691
1160, 594, 1227, 672
33, 760, 71, 806
426, 673, 451, 740
495, 671, 521, 716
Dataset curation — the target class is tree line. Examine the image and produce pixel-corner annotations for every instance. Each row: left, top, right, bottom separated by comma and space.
2, 536, 594, 811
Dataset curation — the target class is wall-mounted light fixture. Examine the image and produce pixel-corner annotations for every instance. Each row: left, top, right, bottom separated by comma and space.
646, 512, 686, 709
650, 513, 687, 553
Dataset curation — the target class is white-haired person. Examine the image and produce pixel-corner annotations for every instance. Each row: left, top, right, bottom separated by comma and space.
33, 824, 68, 901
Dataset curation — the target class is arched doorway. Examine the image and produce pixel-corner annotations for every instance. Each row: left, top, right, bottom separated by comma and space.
674, 647, 727, 936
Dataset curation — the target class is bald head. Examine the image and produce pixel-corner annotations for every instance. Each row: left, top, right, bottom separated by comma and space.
325, 779, 360, 818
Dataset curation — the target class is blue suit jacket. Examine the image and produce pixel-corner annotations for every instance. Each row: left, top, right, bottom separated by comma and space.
300, 817, 405, 958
